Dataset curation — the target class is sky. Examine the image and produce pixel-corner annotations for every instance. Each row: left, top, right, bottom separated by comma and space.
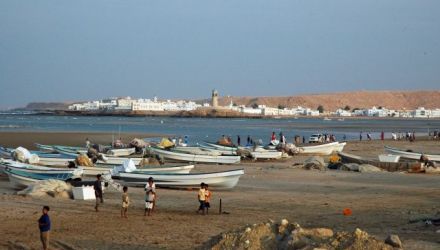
0, 0, 439, 109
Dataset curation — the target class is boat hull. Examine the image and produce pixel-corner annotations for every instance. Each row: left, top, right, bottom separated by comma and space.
150, 147, 240, 164
112, 169, 244, 189
338, 152, 420, 172
81, 165, 194, 176
298, 142, 341, 155
384, 146, 440, 162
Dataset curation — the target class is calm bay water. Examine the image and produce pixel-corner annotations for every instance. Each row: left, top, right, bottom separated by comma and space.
0, 114, 439, 144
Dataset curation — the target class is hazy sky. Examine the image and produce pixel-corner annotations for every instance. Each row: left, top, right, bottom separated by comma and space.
0, 0, 439, 109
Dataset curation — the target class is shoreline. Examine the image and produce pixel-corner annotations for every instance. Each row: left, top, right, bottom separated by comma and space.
4, 110, 440, 120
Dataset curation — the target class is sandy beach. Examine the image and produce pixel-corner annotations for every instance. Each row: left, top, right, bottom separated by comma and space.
0, 132, 439, 249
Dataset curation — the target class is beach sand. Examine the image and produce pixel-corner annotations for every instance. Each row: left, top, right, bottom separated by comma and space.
0, 132, 439, 249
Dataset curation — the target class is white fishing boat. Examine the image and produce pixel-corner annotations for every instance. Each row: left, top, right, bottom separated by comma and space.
2, 162, 83, 188
298, 142, 342, 155
384, 146, 440, 162
149, 147, 240, 164
203, 142, 238, 154
240, 146, 282, 160
36, 156, 76, 167
80, 164, 194, 176
107, 147, 136, 157
378, 154, 401, 163
172, 146, 222, 156
250, 150, 283, 160
54, 146, 144, 165
199, 144, 238, 155
334, 142, 346, 153
112, 169, 245, 189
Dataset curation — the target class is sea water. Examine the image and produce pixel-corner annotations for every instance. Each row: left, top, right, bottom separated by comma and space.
0, 114, 439, 144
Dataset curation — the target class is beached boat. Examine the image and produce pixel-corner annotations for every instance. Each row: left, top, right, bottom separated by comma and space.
112, 169, 245, 189
250, 150, 283, 160
172, 146, 222, 156
334, 142, 346, 153
338, 152, 420, 172
199, 144, 238, 155
35, 143, 85, 153
149, 147, 240, 164
81, 164, 194, 176
378, 154, 400, 163
298, 142, 342, 155
239, 146, 283, 160
53, 146, 144, 165
3, 163, 83, 188
107, 147, 136, 157
203, 142, 238, 154
384, 146, 440, 162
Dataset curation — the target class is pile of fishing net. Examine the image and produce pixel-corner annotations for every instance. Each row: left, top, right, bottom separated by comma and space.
17, 180, 72, 199
75, 154, 94, 167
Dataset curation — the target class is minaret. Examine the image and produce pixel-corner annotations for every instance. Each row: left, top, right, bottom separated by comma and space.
211, 89, 219, 108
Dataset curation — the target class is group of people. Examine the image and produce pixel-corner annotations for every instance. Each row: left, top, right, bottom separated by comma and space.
93, 174, 158, 217
93, 174, 213, 218
37, 175, 213, 249
429, 130, 440, 140
391, 131, 416, 141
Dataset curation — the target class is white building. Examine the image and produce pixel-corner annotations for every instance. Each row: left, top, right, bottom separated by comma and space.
365, 106, 388, 117
239, 106, 262, 115
412, 107, 430, 118
132, 99, 163, 111
115, 97, 135, 111
335, 109, 352, 117
305, 108, 320, 116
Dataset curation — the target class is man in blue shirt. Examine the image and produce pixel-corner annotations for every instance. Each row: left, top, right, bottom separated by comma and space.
38, 206, 51, 250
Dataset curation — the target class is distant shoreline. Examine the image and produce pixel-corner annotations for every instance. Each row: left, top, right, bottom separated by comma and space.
5, 109, 440, 121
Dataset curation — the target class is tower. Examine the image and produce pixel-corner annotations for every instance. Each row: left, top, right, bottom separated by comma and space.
211, 89, 219, 108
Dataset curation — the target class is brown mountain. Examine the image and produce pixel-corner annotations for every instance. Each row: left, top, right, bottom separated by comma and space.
215, 90, 440, 111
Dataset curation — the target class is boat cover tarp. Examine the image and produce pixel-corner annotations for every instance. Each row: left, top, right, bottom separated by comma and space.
13, 147, 40, 164
159, 138, 174, 149
111, 159, 137, 175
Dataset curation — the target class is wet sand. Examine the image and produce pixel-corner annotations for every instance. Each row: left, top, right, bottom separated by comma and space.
0, 132, 439, 249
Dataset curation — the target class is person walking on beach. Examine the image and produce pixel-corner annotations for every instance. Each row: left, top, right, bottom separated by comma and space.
85, 138, 90, 148
237, 135, 241, 146
302, 136, 305, 144
38, 206, 51, 250
197, 182, 207, 215
380, 131, 384, 141
204, 184, 212, 215
279, 132, 286, 145
94, 174, 104, 212
367, 133, 372, 141
121, 186, 129, 218
247, 135, 250, 145
359, 132, 363, 141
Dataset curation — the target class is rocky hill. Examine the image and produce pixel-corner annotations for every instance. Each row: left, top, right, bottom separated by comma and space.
215, 90, 440, 111
20, 102, 76, 111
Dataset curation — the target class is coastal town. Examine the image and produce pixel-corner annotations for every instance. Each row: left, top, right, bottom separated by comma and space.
67, 90, 440, 118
